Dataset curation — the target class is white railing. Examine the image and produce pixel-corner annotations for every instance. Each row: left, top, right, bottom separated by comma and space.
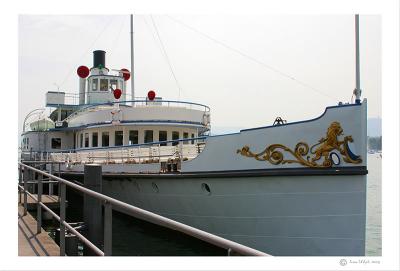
47, 143, 204, 165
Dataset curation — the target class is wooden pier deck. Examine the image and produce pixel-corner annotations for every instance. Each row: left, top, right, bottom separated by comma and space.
20, 194, 67, 211
18, 205, 60, 256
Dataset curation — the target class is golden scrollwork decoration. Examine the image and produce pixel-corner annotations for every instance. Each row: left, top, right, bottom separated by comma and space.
236, 121, 362, 168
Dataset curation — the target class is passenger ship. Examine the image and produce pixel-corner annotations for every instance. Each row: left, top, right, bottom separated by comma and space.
20, 15, 368, 256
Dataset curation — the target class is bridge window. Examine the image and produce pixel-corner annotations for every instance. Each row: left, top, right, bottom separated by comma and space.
84, 133, 89, 148
183, 132, 189, 144
92, 78, 98, 91
100, 79, 108, 91
110, 79, 118, 91
51, 138, 61, 149
172, 131, 179, 146
191, 133, 195, 144
144, 130, 153, 143
102, 132, 109, 147
115, 130, 123, 146
159, 131, 167, 146
92, 132, 98, 147
129, 130, 138, 145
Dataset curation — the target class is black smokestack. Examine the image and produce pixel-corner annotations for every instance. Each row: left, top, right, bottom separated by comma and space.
93, 50, 106, 68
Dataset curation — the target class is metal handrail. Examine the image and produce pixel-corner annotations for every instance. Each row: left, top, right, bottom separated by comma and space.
18, 162, 270, 256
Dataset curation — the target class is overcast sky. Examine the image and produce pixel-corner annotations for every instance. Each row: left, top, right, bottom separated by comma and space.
18, 14, 381, 135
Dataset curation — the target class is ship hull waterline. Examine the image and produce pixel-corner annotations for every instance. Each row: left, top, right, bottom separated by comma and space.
61, 170, 367, 256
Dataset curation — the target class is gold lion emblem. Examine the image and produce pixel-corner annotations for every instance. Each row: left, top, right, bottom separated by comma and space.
237, 121, 362, 168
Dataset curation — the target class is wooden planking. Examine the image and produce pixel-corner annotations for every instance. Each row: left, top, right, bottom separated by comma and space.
20, 195, 67, 210
18, 205, 60, 256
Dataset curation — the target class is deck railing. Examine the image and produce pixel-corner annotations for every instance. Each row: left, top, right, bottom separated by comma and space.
60, 98, 210, 123
21, 137, 207, 166
18, 162, 270, 256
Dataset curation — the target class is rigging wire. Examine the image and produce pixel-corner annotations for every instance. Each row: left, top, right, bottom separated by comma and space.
143, 17, 172, 67
150, 15, 183, 101
165, 15, 339, 102
111, 16, 128, 54
59, 16, 116, 88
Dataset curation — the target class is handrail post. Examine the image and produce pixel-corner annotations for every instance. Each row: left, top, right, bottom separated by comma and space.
23, 165, 28, 216
49, 165, 53, 195
18, 165, 22, 204
103, 201, 112, 256
83, 164, 103, 256
57, 163, 61, 203
37, 173, 43, 234
59, 182, 66, 256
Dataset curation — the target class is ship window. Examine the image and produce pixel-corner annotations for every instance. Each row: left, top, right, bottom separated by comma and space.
172, 131, 179, 146
102, 132, 109, 147
183, 132, 189, 145
191, 133, 195, 144
110, 79, 118, 91
144, 130, 153, 143
84, 133, 89, 148
159, 131, 167, 146
92, 132, 98, 147
92, 78, 98, 91
115, 130, 123, 146
100, 79, 108, 91
51, 138, 61, 149
80, 133, 83, 148
129, 130, 138, 145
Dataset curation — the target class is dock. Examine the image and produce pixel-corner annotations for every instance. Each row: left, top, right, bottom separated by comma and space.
18, 205, 60, 256
20, 194, 66, 211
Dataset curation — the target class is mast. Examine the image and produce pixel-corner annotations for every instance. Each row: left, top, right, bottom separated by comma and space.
130, 14, 135, 101
354, 14, 361, 104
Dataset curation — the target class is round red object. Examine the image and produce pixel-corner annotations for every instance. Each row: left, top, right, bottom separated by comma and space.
147, 90, 156, 101
121, 68, 130, 81
77, 66, 90, 78
113, 88, 122, 99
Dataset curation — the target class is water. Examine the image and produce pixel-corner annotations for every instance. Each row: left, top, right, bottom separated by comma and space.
41, 154, 382, 256
365, 153, 382, 256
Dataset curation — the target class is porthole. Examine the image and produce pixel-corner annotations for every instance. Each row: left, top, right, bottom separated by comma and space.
152, 182, 159, 193
201, 183, 211, 195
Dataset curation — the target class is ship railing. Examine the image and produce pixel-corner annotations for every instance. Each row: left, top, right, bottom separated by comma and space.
21, 137, 207, 165
49, 144, 203, 165
18, 162, 270, 256
61, 99, 210, 123
53, 91, 210, 111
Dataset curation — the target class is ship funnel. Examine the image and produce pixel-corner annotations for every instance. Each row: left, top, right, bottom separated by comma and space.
93, 50, 106, 68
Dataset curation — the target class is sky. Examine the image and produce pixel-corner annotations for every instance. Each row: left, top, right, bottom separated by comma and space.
19, 14, 381, 135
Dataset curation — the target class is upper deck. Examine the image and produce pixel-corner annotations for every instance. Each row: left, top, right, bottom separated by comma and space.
64, 99, 210, 130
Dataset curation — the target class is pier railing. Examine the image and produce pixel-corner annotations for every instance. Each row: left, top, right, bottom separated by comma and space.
18, 162, 270, 256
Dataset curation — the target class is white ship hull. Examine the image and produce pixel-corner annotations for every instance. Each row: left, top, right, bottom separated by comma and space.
54, 101, 368, 255
98, 173, 366, 256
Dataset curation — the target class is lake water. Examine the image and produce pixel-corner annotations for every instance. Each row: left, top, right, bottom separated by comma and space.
365, 153, 382, 256
41, 153, 382, 256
